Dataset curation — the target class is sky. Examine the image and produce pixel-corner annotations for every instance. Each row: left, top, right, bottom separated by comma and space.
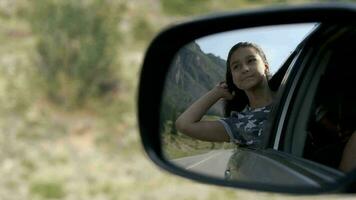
196, 23, 317, 74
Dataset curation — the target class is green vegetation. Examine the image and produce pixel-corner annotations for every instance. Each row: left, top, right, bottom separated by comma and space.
30, 180, 66, 199
160, 0, 321, 16
132, 16, 156, 43
30, 0, 121, 108
160, 0, 213, 16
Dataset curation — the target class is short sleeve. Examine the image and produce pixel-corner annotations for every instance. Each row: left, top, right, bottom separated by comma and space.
218, 117, 237, 143
218, 111, 251, 145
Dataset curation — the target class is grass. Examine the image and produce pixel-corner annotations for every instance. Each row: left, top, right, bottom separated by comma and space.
161, 115, 236, 160
30, 180, 66, 199
162, 132, 235, 159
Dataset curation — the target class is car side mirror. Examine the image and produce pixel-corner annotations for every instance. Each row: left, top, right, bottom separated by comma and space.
138, 3, 356, 194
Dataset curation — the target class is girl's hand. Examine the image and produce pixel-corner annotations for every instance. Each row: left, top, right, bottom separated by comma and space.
212, 81, 234, 100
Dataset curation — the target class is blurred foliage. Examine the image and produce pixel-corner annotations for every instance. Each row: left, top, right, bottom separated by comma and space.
0, 0, 30, 19
160, 0, 212, 16
132, 16, 156, 42
159, 0, 320, 16
0, 54, 36, 112
30, 180, 65, 199
29, 0, 122, 108
0, 17, 38, 113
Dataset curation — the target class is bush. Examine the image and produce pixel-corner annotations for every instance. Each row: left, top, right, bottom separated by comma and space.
30, 180, 65, 199
160, 0, 212, 16
132, 17, 155, 43
30, 0, 121, 108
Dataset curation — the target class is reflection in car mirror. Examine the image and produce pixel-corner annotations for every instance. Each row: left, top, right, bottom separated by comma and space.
138, 4, 356, 194
160, 24, 315, 179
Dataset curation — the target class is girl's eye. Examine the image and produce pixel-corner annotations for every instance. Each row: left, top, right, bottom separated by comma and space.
248, 58, 257, 63
235, 65, 241, 70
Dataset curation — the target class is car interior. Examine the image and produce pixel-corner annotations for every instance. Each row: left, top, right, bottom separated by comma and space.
303, 29, 356, 171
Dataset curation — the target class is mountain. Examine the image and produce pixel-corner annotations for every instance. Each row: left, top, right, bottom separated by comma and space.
161, 41, 226, 128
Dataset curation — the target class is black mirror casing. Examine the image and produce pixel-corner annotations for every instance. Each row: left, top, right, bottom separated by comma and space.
138, 3, 356, 194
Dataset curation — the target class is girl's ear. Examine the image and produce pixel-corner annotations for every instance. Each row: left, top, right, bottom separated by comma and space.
264, 64, 270, 74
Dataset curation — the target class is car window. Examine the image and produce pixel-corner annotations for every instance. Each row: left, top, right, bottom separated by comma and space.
276, 25, 356, 172
304, 43, 356, 170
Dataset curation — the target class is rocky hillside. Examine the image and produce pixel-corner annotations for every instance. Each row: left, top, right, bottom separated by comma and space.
161, 41, 226, 126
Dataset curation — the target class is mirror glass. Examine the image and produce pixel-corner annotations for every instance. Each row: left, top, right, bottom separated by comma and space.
159, 23, 320, 183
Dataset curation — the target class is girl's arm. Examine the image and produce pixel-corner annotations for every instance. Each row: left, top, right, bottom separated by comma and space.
175, 82, 233, 142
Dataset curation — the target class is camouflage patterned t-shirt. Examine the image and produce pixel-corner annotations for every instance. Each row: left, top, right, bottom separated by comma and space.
218, 105, 272, 148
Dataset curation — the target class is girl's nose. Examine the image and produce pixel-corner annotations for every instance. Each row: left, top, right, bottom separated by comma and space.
241, 64, 249, 73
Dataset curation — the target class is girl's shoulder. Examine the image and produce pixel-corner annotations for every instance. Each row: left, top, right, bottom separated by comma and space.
228, 104, 272, 118
244, 104, 272, 113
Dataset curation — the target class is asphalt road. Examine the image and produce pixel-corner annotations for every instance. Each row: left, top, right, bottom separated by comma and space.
171, 149, 235, 179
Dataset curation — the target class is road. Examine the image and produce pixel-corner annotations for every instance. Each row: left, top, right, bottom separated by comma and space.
171, 149, 235, 179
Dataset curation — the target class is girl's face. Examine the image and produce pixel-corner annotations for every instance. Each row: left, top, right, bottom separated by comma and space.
229, 47, 268, 91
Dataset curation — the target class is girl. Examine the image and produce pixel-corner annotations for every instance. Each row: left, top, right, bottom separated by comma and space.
175, 42, 274, 147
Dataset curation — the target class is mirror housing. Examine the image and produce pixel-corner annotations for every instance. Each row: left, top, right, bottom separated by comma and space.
138, 3, 356, 194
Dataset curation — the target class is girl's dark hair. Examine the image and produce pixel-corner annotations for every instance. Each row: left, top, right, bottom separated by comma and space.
224, 42, 271, 117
